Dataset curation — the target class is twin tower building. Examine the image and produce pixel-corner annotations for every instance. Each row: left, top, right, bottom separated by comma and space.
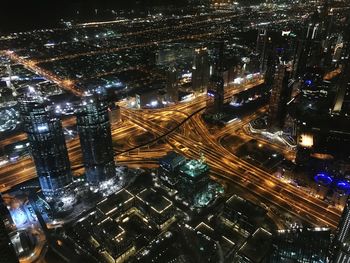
19, 88, 116, 198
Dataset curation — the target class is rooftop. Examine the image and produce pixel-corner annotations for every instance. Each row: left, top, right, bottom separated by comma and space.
238, 228, 272, 263
97, 189, 134, 215
179, 158, 209, 178
136, 188, 172, 214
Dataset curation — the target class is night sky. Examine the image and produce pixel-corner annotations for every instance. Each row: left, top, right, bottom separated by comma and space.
0, 0, 188, 32
0, 0, 263, 32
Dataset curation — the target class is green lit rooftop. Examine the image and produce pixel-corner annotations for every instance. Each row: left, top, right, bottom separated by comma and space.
179, 159, 209, 178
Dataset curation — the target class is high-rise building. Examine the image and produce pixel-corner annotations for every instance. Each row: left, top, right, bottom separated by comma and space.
332, 16, 350, 114
256, 29, 268, 73
293, 12, 324, 78
333, 198, 350, 262
0, 195, 19, 263
207, 43, 224, 113
333, 58, 350, 114
268, 64, 292, 131
192, 47, 210, 94
76, 90, 116, 187
19, 91, 72, 197
166, 66, 179, 103
270, 228, 331, 263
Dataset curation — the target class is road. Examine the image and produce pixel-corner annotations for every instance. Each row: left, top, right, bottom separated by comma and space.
120, 84, 341, 228
0, 75, 341, 229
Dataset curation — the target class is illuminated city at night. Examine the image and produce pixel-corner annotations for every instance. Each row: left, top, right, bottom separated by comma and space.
0, 0, 350, 262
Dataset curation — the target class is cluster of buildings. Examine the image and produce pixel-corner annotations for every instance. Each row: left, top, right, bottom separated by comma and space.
18, 87, 119, 202
159, 152, 223, 209
248, 1, 350, 180
1, 1, 350, 262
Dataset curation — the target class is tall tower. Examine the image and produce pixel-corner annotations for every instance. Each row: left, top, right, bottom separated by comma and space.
268, 63, 291, 131
19, 90, 72, 197
256, 29, 268, 73
0, 195, 19, 263
192, 47, 210, 94
293, 12, 323, 78
332, 16, 350, 114
76, 90, 116, 188
333, 198, 350, 262
208, 42, 225, 113
6, 64, 17, 97
166, 66, 179, 103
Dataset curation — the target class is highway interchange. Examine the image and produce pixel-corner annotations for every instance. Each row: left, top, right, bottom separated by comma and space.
0, 5, 342, 230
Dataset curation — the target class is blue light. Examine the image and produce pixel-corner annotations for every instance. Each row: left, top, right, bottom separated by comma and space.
207, 92, 215, 97
305, 80, 312, 86
337, 180, 350, 191
314, 173, 332, 186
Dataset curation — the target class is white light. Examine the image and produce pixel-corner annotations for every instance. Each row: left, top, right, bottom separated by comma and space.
28, 86, 36, 93
150, 100, 158, 107
37, 124, 48, 132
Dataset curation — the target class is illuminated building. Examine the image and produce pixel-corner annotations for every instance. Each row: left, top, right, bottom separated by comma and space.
332, 17, 350, 114
178, 157, 210, 199
166, 66, 179, 103
160, 153, 222, 208
76, 90, 116, 187
0, 195, 19, 263
293, 12, 324, 78
268, 64, 291, 131
333, 197, 350, 262
270, 228, 331, 263
18, 91, 72, 197
192, 47, 210, 94
159, 151, 186, 186
207, 42, 224, 113
264, 39, 276, 88
156, 44, 193, 66
298, 133, 314, 148
256, 29, 268, 73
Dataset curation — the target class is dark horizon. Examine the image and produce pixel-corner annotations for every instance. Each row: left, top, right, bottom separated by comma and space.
0, 0, 264, 33
0, 0, 189, 32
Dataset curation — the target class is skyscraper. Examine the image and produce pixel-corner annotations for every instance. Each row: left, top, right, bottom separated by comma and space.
256, 29, 268, 73
192, 47, 210, 94
76, 90, 116, 187
332, 16, 350, 114
268, 64, 291, 131
0, 195, 19, 263
166, 66, 179, 103
208, 42, 224, 113
270, 228, 331, 263
19, 91, 72, 197
333, 197, 350, 262
293, 12, 323, 78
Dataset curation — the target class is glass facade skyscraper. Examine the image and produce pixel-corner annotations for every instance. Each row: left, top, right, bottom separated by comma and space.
76, 91, 115, 186
19, 93, 72, 197
0, 195, 19, 263
192, 47, 210, 94
209, 42, 224, 114
268, 64, 291, 131
334, 198, 350, 262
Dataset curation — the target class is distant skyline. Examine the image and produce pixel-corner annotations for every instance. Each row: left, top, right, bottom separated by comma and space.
0, 0, 188, 32
0, 0, 263, 32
